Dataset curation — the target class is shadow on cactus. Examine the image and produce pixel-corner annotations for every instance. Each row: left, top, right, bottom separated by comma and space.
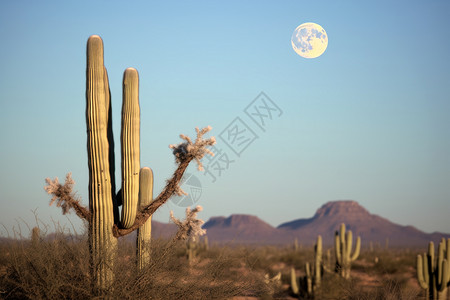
43, 35, 215, 295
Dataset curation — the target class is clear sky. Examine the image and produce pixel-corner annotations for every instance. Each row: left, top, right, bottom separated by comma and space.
1, 0, 449, 237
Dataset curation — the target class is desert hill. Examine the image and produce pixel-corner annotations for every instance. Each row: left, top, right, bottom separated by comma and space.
276, 200, 448, 247
200, 200, 449, 247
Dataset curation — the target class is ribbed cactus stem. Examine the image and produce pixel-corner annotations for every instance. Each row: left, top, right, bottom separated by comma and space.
305, 262, 313, 295
86, 35, 117, 292
335, 223, 360, 279
315, 235, 322, 288
136, 167, 153, 270
290, 267, 299, 295
120, 68, 140, 229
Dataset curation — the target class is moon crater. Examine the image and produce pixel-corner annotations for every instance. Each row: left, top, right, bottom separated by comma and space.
291, 22, 328, 59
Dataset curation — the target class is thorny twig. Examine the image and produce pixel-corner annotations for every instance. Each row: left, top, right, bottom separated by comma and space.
44, 173, 90, 221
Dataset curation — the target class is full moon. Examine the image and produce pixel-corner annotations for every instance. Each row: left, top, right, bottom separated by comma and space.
291, 22, 328, 59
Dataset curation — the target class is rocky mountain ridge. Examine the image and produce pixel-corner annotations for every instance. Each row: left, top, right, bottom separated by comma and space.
152, 200, 449, 247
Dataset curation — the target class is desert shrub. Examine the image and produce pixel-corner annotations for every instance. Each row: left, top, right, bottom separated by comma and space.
0, 233, 275, 299
0, 235, 91, 299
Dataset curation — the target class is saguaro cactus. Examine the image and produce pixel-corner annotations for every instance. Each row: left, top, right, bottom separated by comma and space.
45, 35, 215, 295
334, 223, 361, 279
291, 235, 324, 298
86, 35, 118, 291
417, 238, 450, 300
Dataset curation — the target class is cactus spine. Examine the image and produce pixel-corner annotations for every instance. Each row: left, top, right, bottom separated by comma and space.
417, 238, 450, 300
334, 223, 361, 279
136, 167, 153, 270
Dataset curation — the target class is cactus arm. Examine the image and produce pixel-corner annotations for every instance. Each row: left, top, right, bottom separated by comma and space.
290, 268, 299, 295
346, 230, 353, 260
86, 35, 117, 292
429, 242, 435, 270
351, 236, 361, 261
417, 254, 430, 290
120, 68, 140, 229
315, 235, 322, 288
438, 242, 444, 290
340, 223, 346, 258
305, 262, 313, 295
437, 260, 449, 292
136, 167, 153, 270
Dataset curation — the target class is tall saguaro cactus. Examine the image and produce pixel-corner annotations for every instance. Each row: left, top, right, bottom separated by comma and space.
86, 35, 118, 291
45, 35, 215, 294
417, 238, 450, 300
334, 223, 361, 279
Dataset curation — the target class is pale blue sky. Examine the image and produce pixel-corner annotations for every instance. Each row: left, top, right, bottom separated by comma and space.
1, 0, 449, 236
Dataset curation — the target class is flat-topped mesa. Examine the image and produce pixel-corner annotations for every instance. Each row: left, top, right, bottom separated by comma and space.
204, 214, 274, 229
314, 200, 370, 219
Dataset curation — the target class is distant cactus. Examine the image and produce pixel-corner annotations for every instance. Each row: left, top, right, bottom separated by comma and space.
334, 223, 361, 279
170, 205, 206, 266
202, 235, 209, 251
31, 227, 40, 247
45, 35, 215, 294
186, 238, 198, 265
417, 238, 450, 300
291, 235, 325, 298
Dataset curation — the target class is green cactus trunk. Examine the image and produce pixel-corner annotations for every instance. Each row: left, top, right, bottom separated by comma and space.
334, 223, 361, 279
120, 68, 140, 229
86, 35, 118, 292
136, 167, 154, 270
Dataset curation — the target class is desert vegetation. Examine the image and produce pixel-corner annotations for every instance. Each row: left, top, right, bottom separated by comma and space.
1, 226, 449, 299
